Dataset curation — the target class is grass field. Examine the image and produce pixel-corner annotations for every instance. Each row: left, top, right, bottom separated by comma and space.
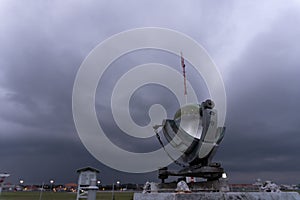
0, 191, 134, 200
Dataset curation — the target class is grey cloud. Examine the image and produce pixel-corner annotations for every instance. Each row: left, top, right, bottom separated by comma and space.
1, 0, 300, 185
214, 8, 300, 183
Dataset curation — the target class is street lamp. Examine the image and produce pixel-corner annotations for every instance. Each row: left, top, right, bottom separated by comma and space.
97, 180, 101, 189
50, 180, 54, 191
19, 180, 24, 191
112, 180, 120, 200
116, 181, 120, 191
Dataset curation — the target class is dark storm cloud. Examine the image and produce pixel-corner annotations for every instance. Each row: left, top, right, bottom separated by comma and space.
0, 0, 300, 185
0, 0, 99, 183
214, 9, 300, 183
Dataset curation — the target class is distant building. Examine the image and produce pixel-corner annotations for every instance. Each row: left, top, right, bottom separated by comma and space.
23, 185, 38, 191
65, 183, 78, 192
1, 182, 15, 192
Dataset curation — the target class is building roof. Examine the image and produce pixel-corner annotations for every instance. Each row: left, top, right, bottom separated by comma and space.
76, 166, 100, 173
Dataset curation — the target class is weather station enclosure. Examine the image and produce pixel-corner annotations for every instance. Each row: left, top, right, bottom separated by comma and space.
76, 167, 99, 200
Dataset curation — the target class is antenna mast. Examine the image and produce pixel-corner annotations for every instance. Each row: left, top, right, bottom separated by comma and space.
181, 52, 188, 104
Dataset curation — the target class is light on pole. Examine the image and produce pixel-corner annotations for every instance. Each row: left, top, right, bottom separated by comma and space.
50, 180, 54, 191
116, 181, 120, 190
97, 180, 101, 189
112, 180, 120, 200
19, 180, 24, 191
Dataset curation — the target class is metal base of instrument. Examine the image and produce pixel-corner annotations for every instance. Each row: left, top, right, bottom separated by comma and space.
158, 164, 224, 184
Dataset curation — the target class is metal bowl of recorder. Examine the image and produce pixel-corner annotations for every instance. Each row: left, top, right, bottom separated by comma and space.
155, 99, 225, 182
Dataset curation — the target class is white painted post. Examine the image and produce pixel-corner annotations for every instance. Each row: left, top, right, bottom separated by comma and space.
87, 179, 98, 200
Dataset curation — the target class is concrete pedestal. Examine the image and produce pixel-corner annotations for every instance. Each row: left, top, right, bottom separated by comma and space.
134, 192, 300, 200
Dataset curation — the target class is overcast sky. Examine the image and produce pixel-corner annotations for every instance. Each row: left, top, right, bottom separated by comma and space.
1, 0, 300, 185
